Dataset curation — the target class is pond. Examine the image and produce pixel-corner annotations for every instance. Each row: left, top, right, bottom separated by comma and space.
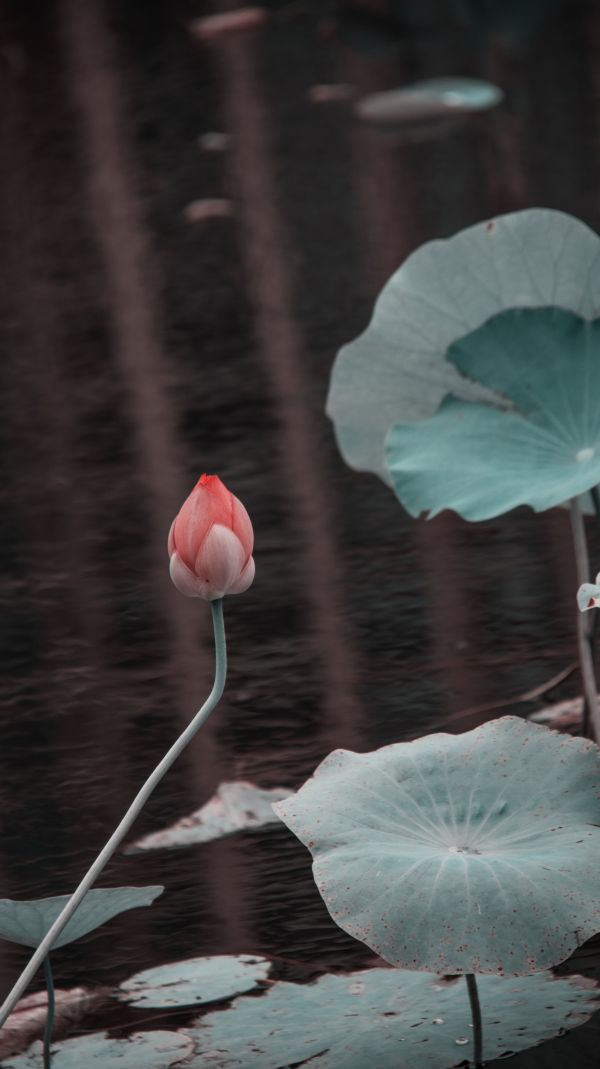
1, 0, 600, 1065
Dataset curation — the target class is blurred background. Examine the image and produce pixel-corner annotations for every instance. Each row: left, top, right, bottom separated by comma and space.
1, 0, 600, 1061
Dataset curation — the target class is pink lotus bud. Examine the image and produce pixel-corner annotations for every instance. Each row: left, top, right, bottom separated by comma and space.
168, 474, 255, 601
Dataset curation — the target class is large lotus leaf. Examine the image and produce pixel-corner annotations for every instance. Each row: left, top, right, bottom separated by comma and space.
327, 209, 600, 480
2, 1031, 193, 1068
0, 886, 163, 949
385, 308, 600, 519
119, 954, 271, 1008
184, 969, 598, 1069
125, 781, 292, 852
273, 717, 600, 975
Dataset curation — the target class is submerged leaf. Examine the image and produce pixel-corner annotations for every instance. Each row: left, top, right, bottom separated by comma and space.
386, 308, 600, 519
184, 968, 598, 1069
327, 209, 600, 482
119, 954, 271, 1008
274, 717, 600, 974
0, 886, 163, 949
125, 782, 292, 852
529, 698, 583, 731
0, 987, 102, 1061
2, 1031, 193, 1069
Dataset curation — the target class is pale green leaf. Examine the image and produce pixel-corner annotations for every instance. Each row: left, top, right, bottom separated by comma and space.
0, 886, 163, 949
119, 954, 271, 1008
184, 968, 598, 1069
327, 209, 600, 482
577, 576, 600, 612
125, 782, 292, 853
273, 717, 600, 974
2, 1031, 193, 1069
385, 308, 600, 519
355, 77, 503, 124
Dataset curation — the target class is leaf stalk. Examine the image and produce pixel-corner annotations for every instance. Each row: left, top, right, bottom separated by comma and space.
569, 498, 600, 740
42, 955, 55, 1069
465, 972, 483, 1067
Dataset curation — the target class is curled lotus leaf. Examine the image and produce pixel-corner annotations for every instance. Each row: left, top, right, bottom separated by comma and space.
577, 573, 600, 612
185, 968, 598, 1069
273, 717, 600, 975
385, 308, 600, 519
0, 886, 163, 949
327, 209, 600, 483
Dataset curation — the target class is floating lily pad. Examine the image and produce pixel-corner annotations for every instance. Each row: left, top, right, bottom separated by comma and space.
355, 78, 503, 124
184, 968, 598, 1069
119, 954, 271, 1008
385, 308, 600, 519
327, 209, 600, 482
2, 1031, 194, 1069
273, 717, 600, 975
0, 886, 163, 949
577, 573, 600, 611
125, 782, 292, 852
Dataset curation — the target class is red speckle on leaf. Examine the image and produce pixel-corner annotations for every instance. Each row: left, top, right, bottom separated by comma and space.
486, 220, 496, 232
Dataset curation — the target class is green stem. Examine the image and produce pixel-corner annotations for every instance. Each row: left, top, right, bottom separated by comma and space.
588, 485, 600, 655
0, 599, 227, 1028
465, 973, 483, 1068
569, 499, 600, 740
42, 956, 55, 1069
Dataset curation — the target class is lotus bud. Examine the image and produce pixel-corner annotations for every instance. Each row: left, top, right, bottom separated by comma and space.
168, 474, 255, 600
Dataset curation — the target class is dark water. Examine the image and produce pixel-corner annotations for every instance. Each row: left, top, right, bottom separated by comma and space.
1, 0, 600, 1063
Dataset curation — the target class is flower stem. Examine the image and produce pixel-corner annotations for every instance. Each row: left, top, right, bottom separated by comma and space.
42, 956, 55, 1069
588, 486, 600, 664
465, 973, 483, 1067
0, 598, 227, 1028
569, 499, 600, 740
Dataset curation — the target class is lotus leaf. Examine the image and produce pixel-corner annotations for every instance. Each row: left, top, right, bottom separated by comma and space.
386, 308, 600, 519
2, 1031, 193, 1068
327, 209, 600, 483
184, 968, 598, 1069
125, 781, 292, 852
577, 573, 600, 612
355, 78, 503, 125
0, 886, 163, 949
119, 954, 271, 1008
273, 717, 600, 974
